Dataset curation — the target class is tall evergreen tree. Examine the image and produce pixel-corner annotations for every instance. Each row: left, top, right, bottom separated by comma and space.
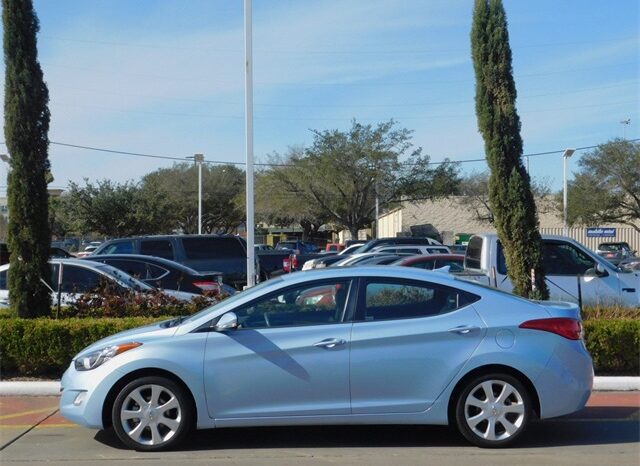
3, 0, 51, 316
470, 0, 549, 299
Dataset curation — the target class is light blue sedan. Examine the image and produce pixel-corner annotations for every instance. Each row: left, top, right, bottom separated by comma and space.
60, 266, 593, 450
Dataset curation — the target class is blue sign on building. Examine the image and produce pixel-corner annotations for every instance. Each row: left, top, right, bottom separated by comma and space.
586, 227, 616, 238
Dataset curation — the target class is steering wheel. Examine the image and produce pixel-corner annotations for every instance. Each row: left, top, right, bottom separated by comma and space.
263, 312, 271, 327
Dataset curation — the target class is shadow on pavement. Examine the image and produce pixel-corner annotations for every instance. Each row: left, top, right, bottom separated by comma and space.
94, 414, 639, 452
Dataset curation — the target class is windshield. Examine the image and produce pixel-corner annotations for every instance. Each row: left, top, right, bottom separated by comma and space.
183, 277, 283, 323
95, 265, 153, 292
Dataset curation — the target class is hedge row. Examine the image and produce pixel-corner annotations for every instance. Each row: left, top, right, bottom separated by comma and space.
0, 317, 160, 377
583, 319, 640, 375
0, 317, 638, 378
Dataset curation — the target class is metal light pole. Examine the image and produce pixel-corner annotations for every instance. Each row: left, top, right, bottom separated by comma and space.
194, 153, 204, 235
621, 118, 631, 139
244, 0, 256, 287
563, 148, 575, 235
375, 180, 379, 239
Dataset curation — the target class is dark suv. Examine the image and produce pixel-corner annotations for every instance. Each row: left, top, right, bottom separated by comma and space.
92, 235, 249, 288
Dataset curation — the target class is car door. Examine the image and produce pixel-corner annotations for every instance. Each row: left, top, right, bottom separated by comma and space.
204, 278, 355, 420
540, 241, 626, 305
350, 277, 484, 414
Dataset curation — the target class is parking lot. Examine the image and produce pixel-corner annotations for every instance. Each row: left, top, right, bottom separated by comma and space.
1, 392, 638, 466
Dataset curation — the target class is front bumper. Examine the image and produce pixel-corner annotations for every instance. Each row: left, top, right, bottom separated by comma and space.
59, 362, 125, 429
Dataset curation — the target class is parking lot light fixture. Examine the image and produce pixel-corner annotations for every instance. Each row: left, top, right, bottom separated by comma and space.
563, 148, 576, 234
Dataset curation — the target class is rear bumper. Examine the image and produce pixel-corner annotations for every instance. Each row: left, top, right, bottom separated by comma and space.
535, 340, 594, 419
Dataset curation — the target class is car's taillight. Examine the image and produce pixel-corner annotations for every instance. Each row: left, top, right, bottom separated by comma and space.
193, 281, 220, 293
292, 255, 298, 270
519, 318, 582, 340
283, 257, 290, 273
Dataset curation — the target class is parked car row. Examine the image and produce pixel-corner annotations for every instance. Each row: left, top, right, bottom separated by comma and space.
0, 259, 199, 308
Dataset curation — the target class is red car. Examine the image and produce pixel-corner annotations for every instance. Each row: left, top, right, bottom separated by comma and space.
391, 254, 465, 272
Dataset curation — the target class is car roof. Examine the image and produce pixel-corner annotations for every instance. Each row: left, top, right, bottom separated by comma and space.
397, 254, 465, 264
84, 254, 221, 275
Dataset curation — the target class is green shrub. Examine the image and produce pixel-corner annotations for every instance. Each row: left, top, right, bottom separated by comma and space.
583, 319, 640, 375
0, 317, 162, 377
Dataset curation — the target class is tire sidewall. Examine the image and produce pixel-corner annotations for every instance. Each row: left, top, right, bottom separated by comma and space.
455, 372, 531, 448
111, 375, 193, 451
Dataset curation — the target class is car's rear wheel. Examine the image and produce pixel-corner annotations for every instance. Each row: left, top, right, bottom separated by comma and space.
111, 376, 193, 451
455, 373, 531, 448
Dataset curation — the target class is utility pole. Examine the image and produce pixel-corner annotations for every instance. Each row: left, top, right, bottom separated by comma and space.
244, 0, 256, 287
621, 118, 631, 139
194, 153, 204, 235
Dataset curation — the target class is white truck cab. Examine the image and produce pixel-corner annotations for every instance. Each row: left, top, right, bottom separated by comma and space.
463, 234, 640, 307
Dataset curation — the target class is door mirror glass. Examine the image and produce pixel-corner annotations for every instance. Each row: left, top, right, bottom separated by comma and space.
595, 262, 608, 277
214, 312, 238, 331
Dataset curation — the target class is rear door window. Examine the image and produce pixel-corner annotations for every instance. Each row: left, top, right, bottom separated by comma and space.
361, 279, 479, 321
61, 265, 104, 293
183, 237, 245, 260
140, 240, 174, 260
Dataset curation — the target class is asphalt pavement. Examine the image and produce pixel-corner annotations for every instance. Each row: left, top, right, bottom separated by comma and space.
0, 392, 638, 466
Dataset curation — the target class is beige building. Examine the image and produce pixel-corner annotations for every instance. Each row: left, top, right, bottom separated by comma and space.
377, 196, 640, 252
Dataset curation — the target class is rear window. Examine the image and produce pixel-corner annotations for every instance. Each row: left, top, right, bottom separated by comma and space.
465, 236, 483, 270
182, 237, 245, 260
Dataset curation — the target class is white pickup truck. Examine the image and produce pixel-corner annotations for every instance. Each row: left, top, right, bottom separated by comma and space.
461, 233, 640, 307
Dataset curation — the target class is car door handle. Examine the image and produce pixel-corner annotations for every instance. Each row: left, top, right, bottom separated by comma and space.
313, 338, 347, 349
448, 325, 481, 335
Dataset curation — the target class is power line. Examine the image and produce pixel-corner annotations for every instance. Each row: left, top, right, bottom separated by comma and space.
3, 139, 637, 169
41, 34, 636, 56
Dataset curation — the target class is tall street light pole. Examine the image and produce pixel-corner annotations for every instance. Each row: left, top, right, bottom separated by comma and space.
244, 0, 256, 287
562, 148, 575, 235
194, 153, 204, 235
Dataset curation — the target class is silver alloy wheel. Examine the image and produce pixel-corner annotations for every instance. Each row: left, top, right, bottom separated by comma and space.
120, 383, 182, 446
463, 380, 525, 442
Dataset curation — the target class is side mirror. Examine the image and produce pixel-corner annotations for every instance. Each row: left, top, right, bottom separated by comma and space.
595, 263, 609, 277
214, 312, 238, 331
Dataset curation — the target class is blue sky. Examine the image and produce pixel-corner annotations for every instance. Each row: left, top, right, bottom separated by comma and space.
0, 0, 638, 193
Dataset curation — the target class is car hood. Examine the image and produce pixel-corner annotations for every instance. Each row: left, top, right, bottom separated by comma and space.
74, 319, 179, 358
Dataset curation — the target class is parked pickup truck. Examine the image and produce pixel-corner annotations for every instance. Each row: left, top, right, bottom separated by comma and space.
460, 233, 640, 307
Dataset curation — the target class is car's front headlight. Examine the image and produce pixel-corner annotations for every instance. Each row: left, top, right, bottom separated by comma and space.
74, 342, 142, 371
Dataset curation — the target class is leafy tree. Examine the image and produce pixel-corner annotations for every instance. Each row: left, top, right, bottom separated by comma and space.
255, 147, 334, 240
141, 163, 245, 234
460, 171, 552, 225
471, 0, 548, 299
64, 179, 173, 237
3, 0, 51, 316
265, 120, 460, 239
562, 139, 640, 232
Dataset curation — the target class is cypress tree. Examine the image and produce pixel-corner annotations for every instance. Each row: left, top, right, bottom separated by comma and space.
470, 0, 549, 299
3, 0, 51, 316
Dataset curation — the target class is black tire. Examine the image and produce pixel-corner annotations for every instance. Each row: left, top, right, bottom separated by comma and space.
111, 376, 194, 451
454, 372, 531, 448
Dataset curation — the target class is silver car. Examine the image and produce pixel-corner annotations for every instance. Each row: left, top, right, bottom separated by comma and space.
60, 266, 593, 451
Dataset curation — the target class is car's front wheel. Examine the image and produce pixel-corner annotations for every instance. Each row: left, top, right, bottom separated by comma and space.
455, 373, 531, 448
111, 376, 194, 451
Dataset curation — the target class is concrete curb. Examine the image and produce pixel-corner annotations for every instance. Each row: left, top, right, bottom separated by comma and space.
1, 377, 638, 396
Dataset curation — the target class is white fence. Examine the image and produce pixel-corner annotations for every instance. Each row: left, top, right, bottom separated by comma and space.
540, 227, 640, 253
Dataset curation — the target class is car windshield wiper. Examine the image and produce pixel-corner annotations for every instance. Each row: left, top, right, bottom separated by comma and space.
161, 315, 189, 328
